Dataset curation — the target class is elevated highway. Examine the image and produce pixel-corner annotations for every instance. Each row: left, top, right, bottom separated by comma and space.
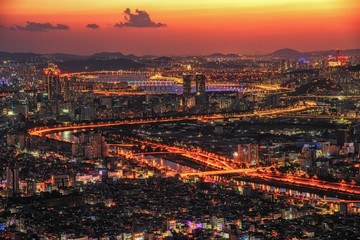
29, 103, 356, 200
29, 105, 315, 137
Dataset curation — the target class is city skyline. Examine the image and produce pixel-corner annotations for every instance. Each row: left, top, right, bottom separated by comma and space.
2, 1, 360, 239
1, 0, 359, 55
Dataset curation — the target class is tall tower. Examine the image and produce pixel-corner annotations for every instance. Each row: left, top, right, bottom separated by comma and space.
63, 76, 70, 101
195, 74, 206, 96
182, 74, 192, 97
6, 163, 20, 195
44, 64, 61, 100
195, 74, 206, 109
47, 75, 53, 100
182, 74, 193, 109
55, 74, 61, 97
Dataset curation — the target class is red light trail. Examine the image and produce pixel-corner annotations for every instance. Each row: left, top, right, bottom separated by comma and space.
30, 104, 355, 200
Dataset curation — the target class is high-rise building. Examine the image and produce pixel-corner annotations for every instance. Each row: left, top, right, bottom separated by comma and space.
6, 163, 20, 195
46, 74, 61, 100
236, 144, 259, 165
47, 75, 54, 100
55, 75, 61, 96
195, 74, 206, 96
182, 74, 194, 109
85, 133, 108, 159
195, 74, 207, 108
44, 64, 61, 100
183, 74, 192, 96
73, 132, 108, 159
26, 178, 36, 196
338, 128, 351, 147
63, 76, 70, 101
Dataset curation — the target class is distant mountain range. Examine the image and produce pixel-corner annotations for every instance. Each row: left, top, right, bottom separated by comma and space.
271, 48, 360, 58
206, 53, 240, 58
0, 51, 141, 62
0, 52, 42, 61
271, 48, 303, 58
90, 52, 137, 60
54, 58, 143, 72
1, 48, 359, 63
44, 52, 139, 61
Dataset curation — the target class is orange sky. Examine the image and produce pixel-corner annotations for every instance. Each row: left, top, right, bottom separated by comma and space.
1, 0, 359, 55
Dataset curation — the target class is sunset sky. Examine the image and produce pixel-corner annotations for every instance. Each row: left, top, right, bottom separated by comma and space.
1, 0, 359, 55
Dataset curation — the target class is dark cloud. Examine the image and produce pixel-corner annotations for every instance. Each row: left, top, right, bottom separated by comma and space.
114, 8, 166, 28
9, 21, 69, 32
86, 23, 100, 29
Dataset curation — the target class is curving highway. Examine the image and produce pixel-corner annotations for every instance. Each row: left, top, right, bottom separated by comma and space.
29, 103, 360, 200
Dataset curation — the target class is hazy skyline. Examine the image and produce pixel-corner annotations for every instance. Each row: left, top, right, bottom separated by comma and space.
1, 0, 359, 55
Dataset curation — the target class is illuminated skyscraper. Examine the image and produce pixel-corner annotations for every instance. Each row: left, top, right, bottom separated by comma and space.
195, 74, 206, 108
44, 64, 61, 100
182, 74, 192, 96
47, 75, 61, 100
182, 74, 194, 109
195, 74, 206, 96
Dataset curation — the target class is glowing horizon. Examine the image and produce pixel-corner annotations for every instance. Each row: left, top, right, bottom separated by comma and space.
1, 0, 359, 55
